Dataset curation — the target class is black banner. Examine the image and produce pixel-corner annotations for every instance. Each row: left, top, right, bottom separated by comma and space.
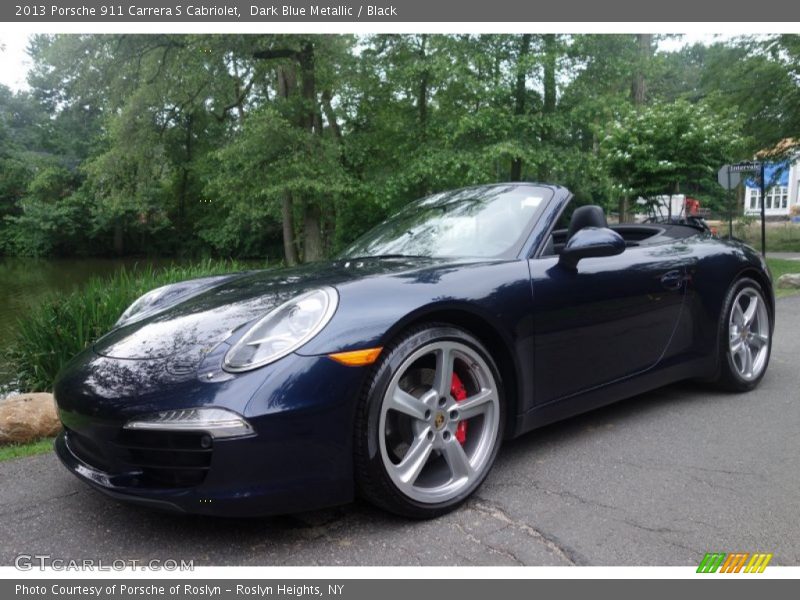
4, 0, 800, 22
4, 580, 800, 600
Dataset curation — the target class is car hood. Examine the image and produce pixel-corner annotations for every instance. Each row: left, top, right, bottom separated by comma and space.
93, 257, 441, 361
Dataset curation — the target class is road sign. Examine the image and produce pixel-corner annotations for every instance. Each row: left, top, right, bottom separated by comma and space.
718, 161, 766, 257
729, 161, 762, 172
717, 165, 741, 190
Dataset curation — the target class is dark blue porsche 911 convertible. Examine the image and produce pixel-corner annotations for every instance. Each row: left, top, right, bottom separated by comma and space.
54, 183, 774, 518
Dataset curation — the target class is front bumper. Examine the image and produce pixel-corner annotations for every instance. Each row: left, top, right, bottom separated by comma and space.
54, 428, 351, 516
53, 351, 367, 517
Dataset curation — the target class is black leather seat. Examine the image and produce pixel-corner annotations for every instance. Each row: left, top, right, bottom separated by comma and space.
566, 205, 607, 242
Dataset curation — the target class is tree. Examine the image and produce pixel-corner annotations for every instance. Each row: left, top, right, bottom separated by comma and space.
0, 83, 91, 256
251, 35, 354, 264
601, 99, 744, 212
650, 38, 799, 155
3, 33, 798, 260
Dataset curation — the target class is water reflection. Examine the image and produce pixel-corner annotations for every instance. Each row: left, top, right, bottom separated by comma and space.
0, 257, 224, 396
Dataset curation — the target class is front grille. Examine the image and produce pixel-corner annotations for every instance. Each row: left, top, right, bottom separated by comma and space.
115, 429, 212, 488
67, 429, 115, 472
65, 427, 213, 489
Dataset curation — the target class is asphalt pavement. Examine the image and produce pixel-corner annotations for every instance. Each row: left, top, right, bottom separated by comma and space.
1, 296, 799, 566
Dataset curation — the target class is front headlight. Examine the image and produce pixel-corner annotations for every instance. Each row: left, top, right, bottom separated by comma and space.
124, 407, 253, 439
223, 287, 338, 372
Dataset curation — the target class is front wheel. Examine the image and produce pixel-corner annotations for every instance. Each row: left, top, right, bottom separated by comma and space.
713, 277, 772, 392
354, 325, 504, 518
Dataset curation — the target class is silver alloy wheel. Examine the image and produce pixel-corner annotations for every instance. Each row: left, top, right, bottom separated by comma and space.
378, 340, 500, 504
728, 286, 770, 381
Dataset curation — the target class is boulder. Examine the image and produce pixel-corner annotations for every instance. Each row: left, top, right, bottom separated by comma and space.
777, 273, 800, 289
0, 393, 61, 445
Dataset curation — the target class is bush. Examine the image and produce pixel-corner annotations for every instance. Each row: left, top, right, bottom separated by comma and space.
5, 259, 255, 392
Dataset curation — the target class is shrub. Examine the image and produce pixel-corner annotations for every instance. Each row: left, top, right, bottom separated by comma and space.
5, 259, 255, 392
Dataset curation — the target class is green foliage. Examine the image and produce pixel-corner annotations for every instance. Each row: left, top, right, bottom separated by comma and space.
650, 38, 799, 155
1, 34, 798, 260
2, 164, 87, 256
601, 100, 745, 202
202, 105, 354, 254
5, 259, 253, 392
0, 437, 54, 460
766, 258, 800, 298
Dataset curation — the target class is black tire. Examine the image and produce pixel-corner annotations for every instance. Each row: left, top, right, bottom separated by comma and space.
712, 277, 773, 392
354, 324, 505, 518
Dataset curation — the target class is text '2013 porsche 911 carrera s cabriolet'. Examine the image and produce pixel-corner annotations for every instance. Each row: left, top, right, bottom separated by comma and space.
54, 183, 774, 518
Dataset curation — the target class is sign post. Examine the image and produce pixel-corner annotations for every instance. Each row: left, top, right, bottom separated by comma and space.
727, 161, 766, 257
717, 165, 741, 239
761, 162, 766, 258
728, 168, 733, 238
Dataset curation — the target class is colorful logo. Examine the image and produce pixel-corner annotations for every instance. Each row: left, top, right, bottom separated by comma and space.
697, 552, 773, 573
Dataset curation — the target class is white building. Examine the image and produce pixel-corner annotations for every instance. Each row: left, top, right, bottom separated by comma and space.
744, 156, 800, 218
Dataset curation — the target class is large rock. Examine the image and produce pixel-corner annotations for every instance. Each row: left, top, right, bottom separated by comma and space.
777, 273, 800, 289
0, 393, 61, 445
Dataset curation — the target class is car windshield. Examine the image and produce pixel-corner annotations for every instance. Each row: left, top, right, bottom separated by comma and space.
341, 184, 553, 259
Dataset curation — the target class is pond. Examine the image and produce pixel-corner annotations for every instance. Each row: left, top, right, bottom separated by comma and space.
0, 257, 187, 399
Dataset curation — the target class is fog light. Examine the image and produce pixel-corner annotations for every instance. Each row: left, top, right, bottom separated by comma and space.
124, 408, 253, 439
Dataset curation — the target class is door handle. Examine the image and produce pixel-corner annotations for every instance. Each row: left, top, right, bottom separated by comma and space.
660, 270, 685, 291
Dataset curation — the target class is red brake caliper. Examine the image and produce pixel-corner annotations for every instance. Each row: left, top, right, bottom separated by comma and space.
450, 372, 468, 445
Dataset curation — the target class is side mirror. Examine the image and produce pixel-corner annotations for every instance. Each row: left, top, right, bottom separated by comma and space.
558, 227, 625, 271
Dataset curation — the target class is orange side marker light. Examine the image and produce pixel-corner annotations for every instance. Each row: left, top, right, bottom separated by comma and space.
328, 347, 383, 366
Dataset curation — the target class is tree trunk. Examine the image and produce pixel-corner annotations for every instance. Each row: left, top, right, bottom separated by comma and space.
276, 63, 299, 266
281, 192, 299, 266
321, 89, 343, 143
620, 33, 653, 222
276, 65, 300, 267
177, 112, 193, 247
297, 41, 325, 259
538, 34, 557, 182
303, 203, 323, 262
298, 42, 317, 131
631, 34, 652, 107
510, 34, 532, 182
417, 34, 429, 135
255, 40, 326, 263
276, 64, 297, 100
320, 88, 343, 256
618, 196, 629, 226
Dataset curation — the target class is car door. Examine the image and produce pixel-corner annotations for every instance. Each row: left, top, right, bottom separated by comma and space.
528, 242, 691, 404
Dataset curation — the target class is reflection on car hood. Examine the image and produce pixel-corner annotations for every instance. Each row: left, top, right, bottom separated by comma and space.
93, 257, 440, 361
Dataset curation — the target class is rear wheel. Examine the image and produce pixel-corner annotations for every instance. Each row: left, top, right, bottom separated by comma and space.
713, 277, 772, 391
354, 325, 503, 518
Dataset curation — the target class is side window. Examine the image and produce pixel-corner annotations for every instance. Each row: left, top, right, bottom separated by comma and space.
555, 209, 571, 230
537, 203, 573, 258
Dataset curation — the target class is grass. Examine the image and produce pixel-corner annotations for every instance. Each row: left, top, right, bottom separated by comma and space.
4, 258, 255, 392
766, 258, 800, 298
733, 221, 800, 253
0, 437, 54, 462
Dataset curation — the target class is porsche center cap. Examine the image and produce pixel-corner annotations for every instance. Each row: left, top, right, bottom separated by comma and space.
434, 412, 446, 430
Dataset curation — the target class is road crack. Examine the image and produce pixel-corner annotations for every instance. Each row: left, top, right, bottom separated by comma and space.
617, 518, 684, 535
452, 522, 523, 565
469, 497, 579, 565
